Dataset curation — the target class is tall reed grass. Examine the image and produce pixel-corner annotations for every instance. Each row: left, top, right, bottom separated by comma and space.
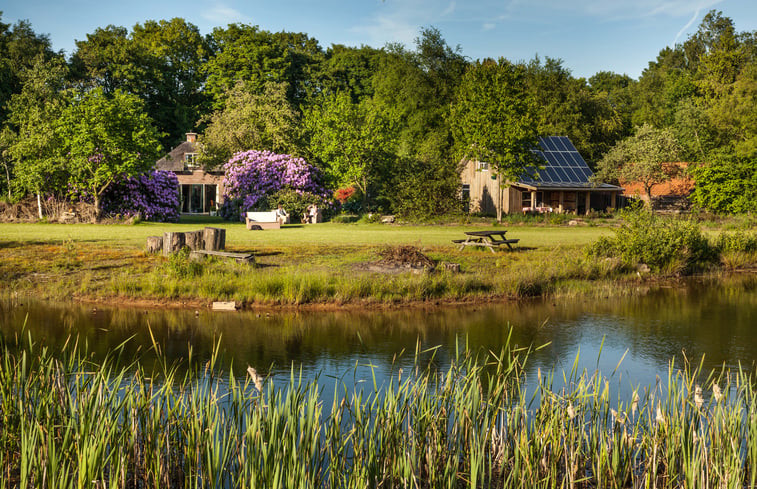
2, 330, 757, 488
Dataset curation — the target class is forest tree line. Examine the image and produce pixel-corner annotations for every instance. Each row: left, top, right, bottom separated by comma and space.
0, 10, 755, 217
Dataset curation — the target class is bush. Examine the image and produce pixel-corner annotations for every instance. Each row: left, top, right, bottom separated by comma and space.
586, 210, 716, 274
100, 170, 180, 222
713, 231, 757, 253
220, 150, 330, 221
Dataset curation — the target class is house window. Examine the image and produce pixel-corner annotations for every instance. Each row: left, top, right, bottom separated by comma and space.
184, 153, 198, 169
476, 161, 489, 171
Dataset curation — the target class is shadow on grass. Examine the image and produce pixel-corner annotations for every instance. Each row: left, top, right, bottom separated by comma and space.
178, 215, 226, 225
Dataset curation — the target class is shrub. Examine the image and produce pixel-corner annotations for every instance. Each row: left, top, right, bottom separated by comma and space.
219, 150, 330, 221
100, 170, 180, 222
713, 231, 757, 253
586, 210, 716, 274
166, 248, 204, 278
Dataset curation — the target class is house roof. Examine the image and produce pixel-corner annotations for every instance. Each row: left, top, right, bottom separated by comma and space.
156, 141, 198, 172
515, 136, 622, 192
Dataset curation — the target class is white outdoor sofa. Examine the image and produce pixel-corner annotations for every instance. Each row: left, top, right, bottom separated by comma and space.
245, 211, 286, 230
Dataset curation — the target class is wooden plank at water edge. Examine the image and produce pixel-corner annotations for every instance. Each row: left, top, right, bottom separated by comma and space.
212, 301, 237, 311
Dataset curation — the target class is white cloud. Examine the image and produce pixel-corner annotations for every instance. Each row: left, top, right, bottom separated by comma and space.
201, 4, 251, 25
441, 1, 457, 16
482, 22, 496, 31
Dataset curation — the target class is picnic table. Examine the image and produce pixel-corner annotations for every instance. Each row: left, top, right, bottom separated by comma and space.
452, 230, 520, 253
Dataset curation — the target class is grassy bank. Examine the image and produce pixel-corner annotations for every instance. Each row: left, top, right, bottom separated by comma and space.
0, 218, 755, 307
2, 332, 756, 487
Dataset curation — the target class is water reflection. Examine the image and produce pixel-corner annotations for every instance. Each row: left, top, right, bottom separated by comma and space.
2, 274, 756, 389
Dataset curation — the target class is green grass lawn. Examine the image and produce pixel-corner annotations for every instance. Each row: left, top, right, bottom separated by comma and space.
0, 219, 611, 250
0, 218, 702, 307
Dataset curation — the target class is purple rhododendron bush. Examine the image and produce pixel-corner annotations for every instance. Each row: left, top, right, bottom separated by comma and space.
220, 150, 331, 221
101, 170, 180, 222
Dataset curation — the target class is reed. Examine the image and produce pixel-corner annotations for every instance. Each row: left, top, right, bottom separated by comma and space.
3, 331, 757, 488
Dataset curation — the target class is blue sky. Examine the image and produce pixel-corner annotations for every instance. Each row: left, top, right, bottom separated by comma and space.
3, 0, 756, 79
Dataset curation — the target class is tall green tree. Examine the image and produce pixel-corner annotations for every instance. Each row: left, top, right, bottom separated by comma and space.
450, 58, 538, 220
69, 25, 137, 94
57, 88, 162, 216
5, 56, 70, 210
0, 14, 58, 124
525, 57, 625, 164
205, 24, 323, 109
198, 81, 302, 168
71, 18, 211, 147
304, 92, 395, 209
596, 123, 682, 205
688, 150, 757, 213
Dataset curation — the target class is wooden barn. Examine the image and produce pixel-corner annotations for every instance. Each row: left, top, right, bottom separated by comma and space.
156, 133, 225, 214
461, 136, 623, 217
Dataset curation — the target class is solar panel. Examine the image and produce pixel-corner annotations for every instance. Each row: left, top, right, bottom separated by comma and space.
525, 136, 596, 186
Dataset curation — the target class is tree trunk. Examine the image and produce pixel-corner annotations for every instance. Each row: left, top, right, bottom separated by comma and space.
163, 232, 186, 256
203, 227, 226, 251
644, 184, 654, 209
3, 162, 10, 200
184, 230, 205, 250
146, 236, 163, 253
37, 193, 42, 220
94, 194, 102, 222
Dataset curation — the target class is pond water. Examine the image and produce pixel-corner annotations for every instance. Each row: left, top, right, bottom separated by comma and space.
2, 274, 756, 392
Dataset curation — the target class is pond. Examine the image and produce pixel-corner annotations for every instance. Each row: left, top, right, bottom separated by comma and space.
2, 274, 756, 391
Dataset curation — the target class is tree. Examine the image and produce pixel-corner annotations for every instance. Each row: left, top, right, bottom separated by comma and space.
198, 81, 302, 168
596, 124, 682, 205
304, 92, 395, 209
205, 24, 323, 109
6, 55, 70, 215
525, 57, 625, 164
688, 150, 757, 213
57, 88, 162, 216
0, 14, 58, 124
71, 18, 211, 147
450, 58, 539, 221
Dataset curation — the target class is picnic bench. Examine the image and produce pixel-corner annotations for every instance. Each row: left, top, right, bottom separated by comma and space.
452, 230, 519, 253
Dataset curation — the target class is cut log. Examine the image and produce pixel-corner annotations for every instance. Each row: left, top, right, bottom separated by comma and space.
203, 227, 226, 251
163, 232, 185, 256
146, 236, 163, 254
184, 230, 205, 251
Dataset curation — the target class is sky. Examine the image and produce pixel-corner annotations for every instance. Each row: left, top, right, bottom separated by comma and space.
2, 0, 756, 80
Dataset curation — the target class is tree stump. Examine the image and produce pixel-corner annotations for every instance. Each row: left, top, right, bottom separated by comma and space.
146, 236, 163, 254
184, 230, 205, 251
163, 232, 186, 256
203, 227, 226, 251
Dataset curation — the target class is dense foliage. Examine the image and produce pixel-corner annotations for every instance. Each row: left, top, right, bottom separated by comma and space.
101, 170, 180, 222
219, 150, 328, 221
587, 209, 715, 274
1, 10, 756, 217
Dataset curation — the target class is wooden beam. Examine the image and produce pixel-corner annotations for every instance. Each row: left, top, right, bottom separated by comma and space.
559, 191, 564, 213
585, 192, 591, 215
611, 192, 617, 210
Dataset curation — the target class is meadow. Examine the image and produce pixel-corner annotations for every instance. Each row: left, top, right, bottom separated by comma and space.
0, 215, 753, 307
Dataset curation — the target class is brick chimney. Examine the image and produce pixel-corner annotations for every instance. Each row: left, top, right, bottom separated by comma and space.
186, 132, 198, 143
